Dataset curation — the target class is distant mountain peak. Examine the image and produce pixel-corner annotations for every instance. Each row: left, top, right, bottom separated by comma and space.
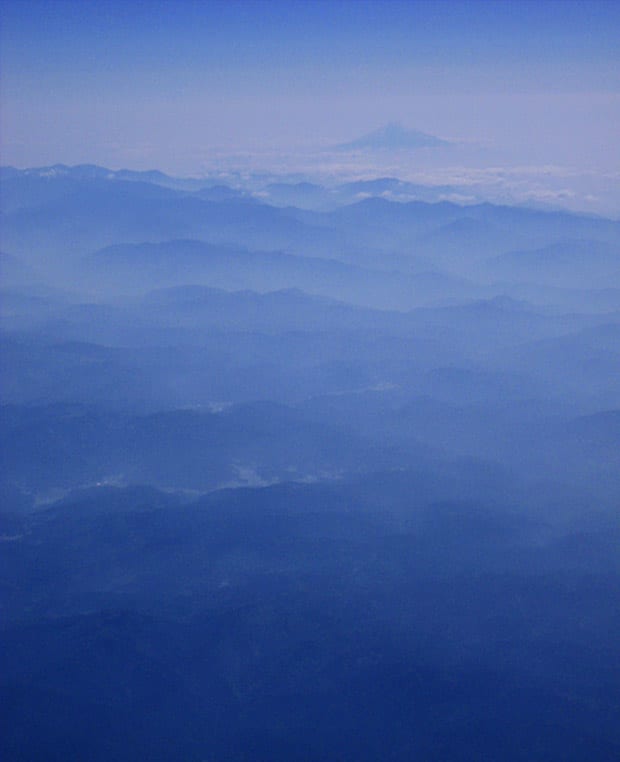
335, 122, 450, 151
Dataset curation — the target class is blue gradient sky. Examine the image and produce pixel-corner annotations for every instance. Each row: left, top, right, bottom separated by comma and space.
1, 0, 619, 174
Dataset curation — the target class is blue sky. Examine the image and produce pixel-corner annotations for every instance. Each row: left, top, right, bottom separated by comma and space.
1, 0, 619, 174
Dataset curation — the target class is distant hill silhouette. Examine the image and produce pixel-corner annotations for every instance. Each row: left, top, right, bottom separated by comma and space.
335, 123, 450, 151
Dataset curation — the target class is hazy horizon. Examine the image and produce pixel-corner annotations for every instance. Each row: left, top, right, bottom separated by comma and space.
2, 1, 619, 214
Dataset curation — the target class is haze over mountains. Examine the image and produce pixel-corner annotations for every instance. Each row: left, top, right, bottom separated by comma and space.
1, 161, 619, 760
2, 0, 619, 756
4, 109, 619, 217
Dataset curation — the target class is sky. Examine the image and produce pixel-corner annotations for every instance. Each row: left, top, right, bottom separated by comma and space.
1, 0, 619, 195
